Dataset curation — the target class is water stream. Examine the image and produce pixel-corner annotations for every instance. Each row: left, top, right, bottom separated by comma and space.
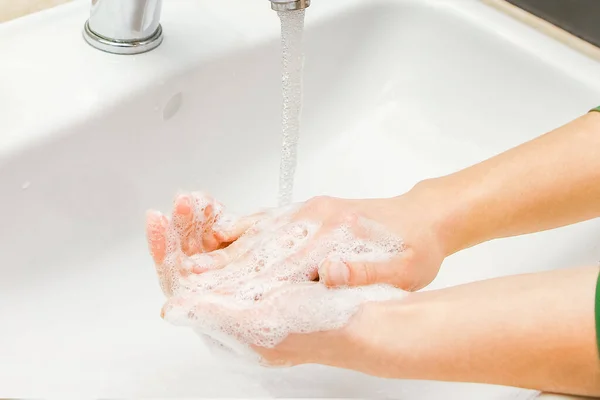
277, 9, 306, 207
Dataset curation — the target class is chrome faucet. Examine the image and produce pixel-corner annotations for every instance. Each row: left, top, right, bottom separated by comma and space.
270, 0, 311, 11
83, 0, 164, 55
83, 0, 310, 55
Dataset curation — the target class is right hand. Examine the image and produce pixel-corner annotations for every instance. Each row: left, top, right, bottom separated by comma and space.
146, 184, 451, 295
305, 189, 449, 291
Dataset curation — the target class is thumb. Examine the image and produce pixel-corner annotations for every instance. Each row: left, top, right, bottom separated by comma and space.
319, 256, 418, 291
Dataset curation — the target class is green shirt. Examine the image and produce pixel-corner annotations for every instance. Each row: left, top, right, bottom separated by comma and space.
596, 270, 600, 358
592, 107, 600, 357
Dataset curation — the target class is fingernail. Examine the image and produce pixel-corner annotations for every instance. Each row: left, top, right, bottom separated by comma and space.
160, 215, 169, 228
325, 260, 349, 286
146, 209, 162, 222
329, 262, 350, 285
175, 195, 192, 215
146, 211, 167, 238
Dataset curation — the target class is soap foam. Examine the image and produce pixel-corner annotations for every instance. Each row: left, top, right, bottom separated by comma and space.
157, 199, 407, 362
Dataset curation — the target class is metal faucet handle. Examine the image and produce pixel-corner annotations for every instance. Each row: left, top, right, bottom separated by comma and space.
83, 0, 164, 55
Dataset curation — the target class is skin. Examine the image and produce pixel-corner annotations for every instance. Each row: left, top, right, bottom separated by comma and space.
146, 111, 600, 396
327, 266, 600, 396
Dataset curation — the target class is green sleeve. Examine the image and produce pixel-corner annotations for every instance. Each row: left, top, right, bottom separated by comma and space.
586, 106, 600, 356
596, 268, 600, 358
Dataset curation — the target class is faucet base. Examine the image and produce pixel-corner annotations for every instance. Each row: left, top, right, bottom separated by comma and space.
83, 21, 164, 55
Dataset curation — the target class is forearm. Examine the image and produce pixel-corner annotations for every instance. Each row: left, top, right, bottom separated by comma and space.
422, 111, 600, 255
346, 266, 600, 396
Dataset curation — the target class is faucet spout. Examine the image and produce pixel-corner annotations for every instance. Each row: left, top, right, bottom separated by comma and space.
83, 0, 164, 55
270, 0, 310, 11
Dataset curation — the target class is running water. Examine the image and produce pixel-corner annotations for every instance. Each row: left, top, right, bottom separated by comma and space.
277, 9, 306, 207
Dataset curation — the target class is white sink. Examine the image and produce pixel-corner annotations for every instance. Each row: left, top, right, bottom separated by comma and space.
1, 0, 599, 398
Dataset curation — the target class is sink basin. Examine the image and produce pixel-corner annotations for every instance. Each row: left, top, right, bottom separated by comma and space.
1, 0, 599, 397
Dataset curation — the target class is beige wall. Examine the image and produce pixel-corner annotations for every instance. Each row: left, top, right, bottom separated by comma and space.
0, 0, 72, 23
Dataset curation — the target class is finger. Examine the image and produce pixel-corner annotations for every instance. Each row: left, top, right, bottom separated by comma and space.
171, 194, 195, 255
197, 194, 226, 253
211, 203, 303, 250
202, 233, 220, 253
172, 192, 220, 256
251, 221, 329, 282
318, 252, 421, 291
184, 229, 260, 275
315, 212, 413, 289
146, 210, 169, 265
146, 211, 183, 296
213, 211, 268, 243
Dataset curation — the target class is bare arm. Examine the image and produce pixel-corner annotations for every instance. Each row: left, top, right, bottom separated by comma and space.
423, 111, 600, 256
313, 111, 600, 289
343, 266, 600, 397
268, 111, 600, 390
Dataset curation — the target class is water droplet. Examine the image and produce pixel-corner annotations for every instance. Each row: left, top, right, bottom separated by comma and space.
21, 181, 30, 190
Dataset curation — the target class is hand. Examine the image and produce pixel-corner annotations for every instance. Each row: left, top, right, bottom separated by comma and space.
161, 282, 391, 368
217, 189, 446, 291
288, 192, 448, 291
145, 192, 408, 366
145, 191, 263, 296
183, 190, 447, 292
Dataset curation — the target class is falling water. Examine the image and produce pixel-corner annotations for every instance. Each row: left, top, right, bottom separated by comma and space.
277, 9, 305, 207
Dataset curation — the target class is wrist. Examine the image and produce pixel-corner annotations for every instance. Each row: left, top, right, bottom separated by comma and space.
338, 298, 430, 379
406, 177, 481, 257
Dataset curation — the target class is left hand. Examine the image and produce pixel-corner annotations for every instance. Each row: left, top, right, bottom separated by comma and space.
161, 282, 365, 367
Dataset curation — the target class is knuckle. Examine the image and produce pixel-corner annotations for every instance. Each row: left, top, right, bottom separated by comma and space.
350, 262, 376, 286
